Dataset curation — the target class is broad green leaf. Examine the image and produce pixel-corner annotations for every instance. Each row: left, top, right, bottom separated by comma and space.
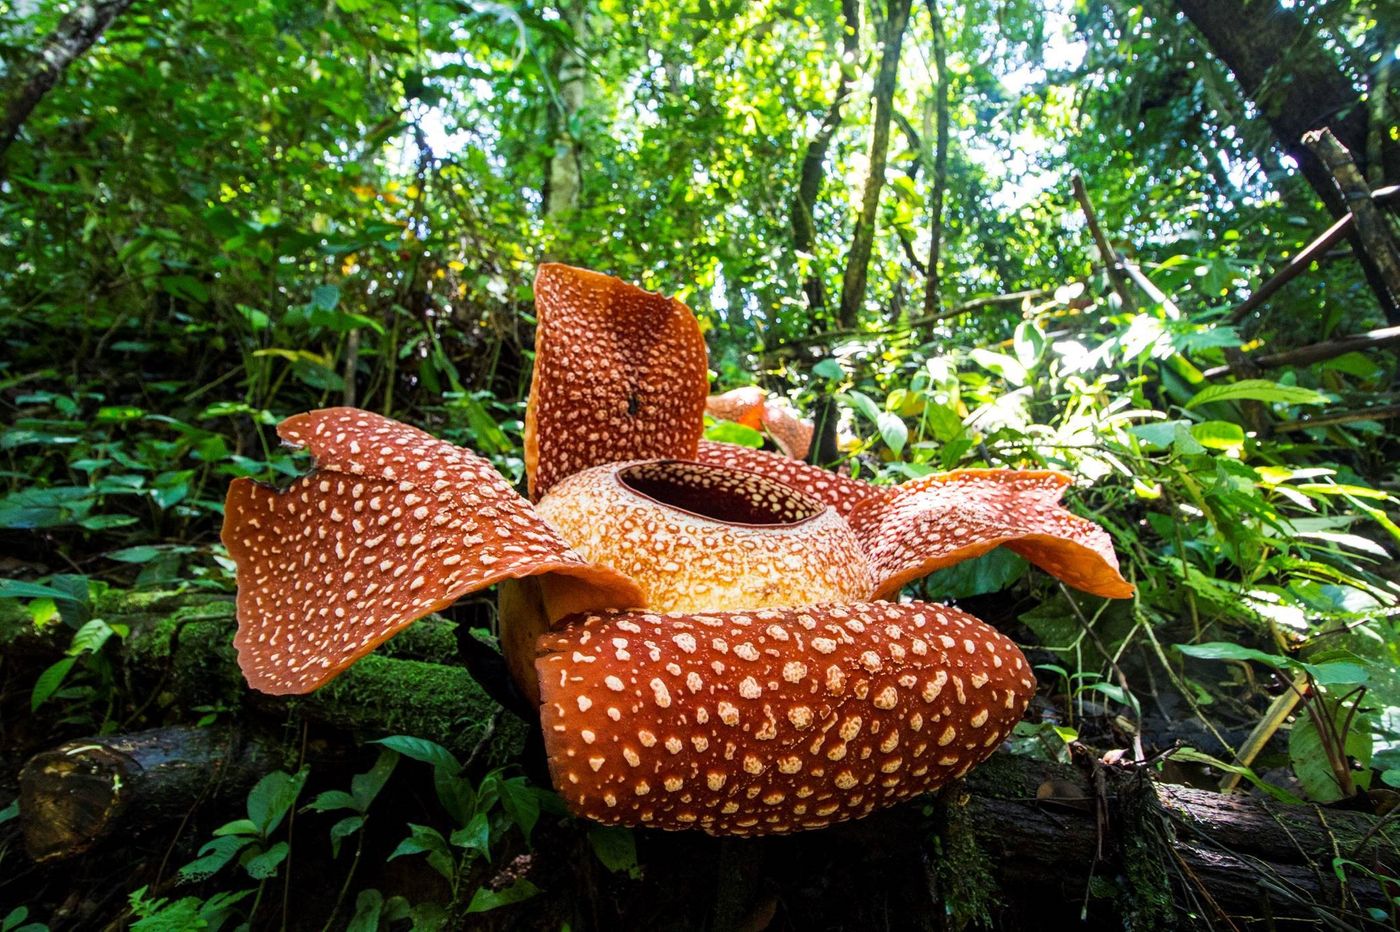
1185, 379, 1328, 410
876, 411, 907, 456
588, 825, 640, 877
465, 879, 540, 913
243, 840, 291, 879
246, 769, 308, 837
31, 657, 77, 711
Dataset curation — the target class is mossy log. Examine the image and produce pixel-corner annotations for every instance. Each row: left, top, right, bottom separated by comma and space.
947, 752, 1399, 929
17, 725, 274, 862
111, 590, 526, 767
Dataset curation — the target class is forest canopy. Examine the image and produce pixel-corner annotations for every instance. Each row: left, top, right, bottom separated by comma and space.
1, 0, 1398, 928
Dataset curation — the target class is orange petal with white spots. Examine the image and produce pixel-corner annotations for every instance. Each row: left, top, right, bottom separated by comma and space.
537, 601, 1032, 836
706, 387, 766, 429
525, 264, 709, 500
847, 469, 1134, 601
694, 440, 886, 517
706, 388, 814, 460
223, 408, 641, 695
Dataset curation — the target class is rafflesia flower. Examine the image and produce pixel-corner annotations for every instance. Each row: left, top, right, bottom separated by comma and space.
223, 264, 1133, 837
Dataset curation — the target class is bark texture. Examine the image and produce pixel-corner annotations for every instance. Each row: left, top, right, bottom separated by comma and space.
792, 0, 860, 317
837, 0, 915, 330
1174, 0, 1400, 321
0, 0, 138, 161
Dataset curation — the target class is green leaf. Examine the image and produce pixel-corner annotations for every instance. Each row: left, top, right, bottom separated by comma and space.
812, 358, 844, 380
465, 879, 540, 913
1189, 420, 1245, 452
703, 421, 764, 447
498, 777, 541, 844
587, 825, 639, 876
374, 736, 460, 775
347, 889, 384, 932
876, 411, 907, 456
306, 790, 358, 812
1174, 642, 1289, 668
389, 823, 454, 881
920, 549, 1027, 600
1185, 379, 1328, 410
0, 578, 87, 603
0, 800, 18, 824
243, 840, 291, 879
969, 348, 1027, 386
178, 835, 253, 882
448, 811, 491, 856
31, 657, 77, 711
69, 618, 116, 655
1290, 704, 1372, 803
246, 769, 308, 837
329, 815, 365, 858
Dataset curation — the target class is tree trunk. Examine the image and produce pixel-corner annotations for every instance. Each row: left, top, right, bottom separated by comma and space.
919, 0, 950, 319
792, 0, 860, 319
0, 0, 138, 163
836, 0, 914, 330
543, 0, 589, 223
18, 726, 274, 862
1173, 0, 1400, 323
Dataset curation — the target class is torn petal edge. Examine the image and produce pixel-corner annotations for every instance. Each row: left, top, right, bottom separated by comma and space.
223, 408, 641, 695
847, 469, 1134, 601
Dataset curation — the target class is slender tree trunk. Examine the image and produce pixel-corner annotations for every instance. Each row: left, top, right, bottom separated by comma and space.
919, 0, 950, 318
837, 0, 914, 330
792, 0, 860, 318
544, 0, 588, 222
1173, 0, 1400, 323
0, 0, 138, 163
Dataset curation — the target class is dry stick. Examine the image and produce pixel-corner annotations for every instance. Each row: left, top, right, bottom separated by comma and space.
1273, 403, 1400, 434
1219, 669, 1308, 795
1228, 185, 1400, 325
1201, 324, 1400, 379
1302, 128, 1400, 306
1071, 174, 1137, 313
1120, 257, 1181, 318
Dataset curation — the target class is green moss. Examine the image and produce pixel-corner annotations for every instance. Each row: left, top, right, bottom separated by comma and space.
931, 794, 1000, 929
1115, 778, 1178, 932
300, 655, 526, 766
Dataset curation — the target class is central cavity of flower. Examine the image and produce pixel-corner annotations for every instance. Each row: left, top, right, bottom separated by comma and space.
536, 459, 873, 614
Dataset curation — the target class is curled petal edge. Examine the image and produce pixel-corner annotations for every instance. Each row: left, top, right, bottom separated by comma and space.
847, 469, 1134, 601
223, 408, 641, 696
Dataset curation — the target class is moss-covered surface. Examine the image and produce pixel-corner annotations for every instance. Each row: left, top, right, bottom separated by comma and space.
299, 654, 526, 766
1115, 774, 1181, 932
931, 789, 1001, 929
111, 589, 524, 765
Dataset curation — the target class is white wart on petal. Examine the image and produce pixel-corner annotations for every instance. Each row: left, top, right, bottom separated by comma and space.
223, 408, 640, 695
536, 601, 1033, 836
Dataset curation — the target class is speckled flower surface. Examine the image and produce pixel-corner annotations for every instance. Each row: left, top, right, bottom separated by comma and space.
222, 263, 1133, 836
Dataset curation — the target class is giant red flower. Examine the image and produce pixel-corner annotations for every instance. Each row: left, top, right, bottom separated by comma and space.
223, 264, 1132, 836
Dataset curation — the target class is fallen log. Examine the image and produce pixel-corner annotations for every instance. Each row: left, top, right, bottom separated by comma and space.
17, 725, 274, 862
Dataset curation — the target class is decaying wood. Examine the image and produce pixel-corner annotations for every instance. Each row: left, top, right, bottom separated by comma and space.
956, 752, 1398, 928
1273, 403, 1400, 434
17, 726, 274, 862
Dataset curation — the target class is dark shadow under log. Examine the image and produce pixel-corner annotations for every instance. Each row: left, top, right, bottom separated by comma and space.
17, 726, 274, 863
